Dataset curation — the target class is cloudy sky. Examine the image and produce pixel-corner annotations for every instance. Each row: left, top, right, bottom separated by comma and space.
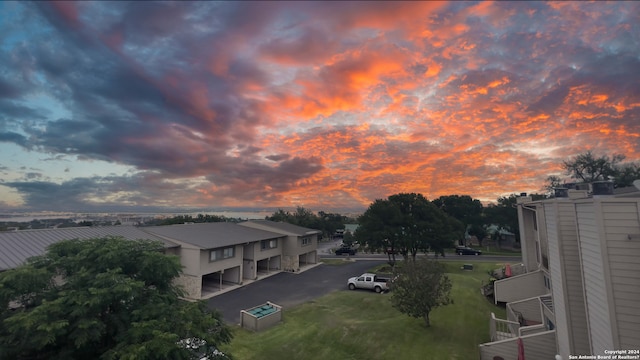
0, 1, 639, 212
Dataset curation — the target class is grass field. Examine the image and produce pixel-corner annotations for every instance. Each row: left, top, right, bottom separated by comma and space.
219, 261, 510, 360
478, 246, 522, 256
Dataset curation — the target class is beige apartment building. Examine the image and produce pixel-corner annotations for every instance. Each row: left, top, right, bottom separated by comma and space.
0, 220, 321, 300
479, 182, 640, 360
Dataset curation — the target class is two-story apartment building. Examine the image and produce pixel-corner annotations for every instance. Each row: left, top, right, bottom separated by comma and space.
479, 182, 640, 360
0, 220, 321, 301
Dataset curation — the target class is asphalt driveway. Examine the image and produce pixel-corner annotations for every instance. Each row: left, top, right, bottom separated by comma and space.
207, 260, 385, 325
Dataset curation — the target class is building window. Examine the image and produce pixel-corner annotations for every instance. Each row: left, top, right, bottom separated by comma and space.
210, 246, 235, 262
302, 237, 311, 246
261, 239, 278, 250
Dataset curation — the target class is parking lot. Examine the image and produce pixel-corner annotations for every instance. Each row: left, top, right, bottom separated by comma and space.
206, 259, 385, 325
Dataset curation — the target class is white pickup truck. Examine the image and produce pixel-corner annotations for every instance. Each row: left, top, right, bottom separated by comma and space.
347, 273, 390, 293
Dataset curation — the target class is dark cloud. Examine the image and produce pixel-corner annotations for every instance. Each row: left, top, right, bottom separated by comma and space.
526, 85, 570, 115
0, 100, 48, 124
0, 132, 29, 148
0, 79, 27, 99
266, 154, 291, 162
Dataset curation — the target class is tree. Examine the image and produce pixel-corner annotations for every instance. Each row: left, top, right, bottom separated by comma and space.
467, 223, 488, 247
342, 231, 355, 247
562, 150, 625, 183
484, 194, 520, 244
355, 198, 404, 263
356, 193, 461, 262
433, 195, 484, 245
266, 208, 353, 240
545, 151, 640, 190
615, 163, 640, 187
543, 175, 563, 193
485, 193, 545, 244
390, 258, 452, 327
0, 237, 232, 360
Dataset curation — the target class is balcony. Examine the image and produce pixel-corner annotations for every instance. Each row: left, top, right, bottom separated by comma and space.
493, 269, 549, 304
481, 295, 556, 360
479, 330, 557, 360
489, 312, 519, 341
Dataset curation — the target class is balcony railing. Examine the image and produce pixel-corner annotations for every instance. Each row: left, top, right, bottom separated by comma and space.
493, 270, 548, 304
479, 330, 556, 360
489, 312, 519, 341
507, 297, 544, 326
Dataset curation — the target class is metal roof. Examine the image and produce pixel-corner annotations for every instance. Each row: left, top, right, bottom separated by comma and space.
141, 222, 284, 249
0, 226, 179, 271
239, 220, 322, 236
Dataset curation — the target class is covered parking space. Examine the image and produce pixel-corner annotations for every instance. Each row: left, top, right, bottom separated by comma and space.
257, 256, 281, 275
298, 250, 317, 268
201, 266, 241, 298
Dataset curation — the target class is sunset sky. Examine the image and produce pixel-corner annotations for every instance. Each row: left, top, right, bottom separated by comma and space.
1, 1, 639, 213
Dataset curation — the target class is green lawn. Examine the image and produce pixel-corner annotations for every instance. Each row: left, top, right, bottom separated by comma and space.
478, 246, 522, 256
219, 261, 509, 360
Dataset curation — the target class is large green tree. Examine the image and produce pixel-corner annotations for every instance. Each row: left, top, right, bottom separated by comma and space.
432, 195, 484, 245
355, 193, 462, 261
484, 195, 520, 244
0, 237, 232, 360
485, 193, 545, 244
390, 258, 452, 327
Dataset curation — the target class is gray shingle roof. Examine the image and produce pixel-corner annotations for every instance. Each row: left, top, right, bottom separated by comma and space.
142, 222, 284, 249
0, 226, 179, 271
240, 220, 321, 236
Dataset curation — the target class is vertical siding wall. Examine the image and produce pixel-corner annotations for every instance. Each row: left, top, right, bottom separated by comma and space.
545, 202, 571, 358
601, 200, 640, 350
576, 202, 614, 354
545, 201, 591, 357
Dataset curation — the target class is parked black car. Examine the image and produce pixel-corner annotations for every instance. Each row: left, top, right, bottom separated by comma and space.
455, 246, 482, 255
335, 246, 356, 255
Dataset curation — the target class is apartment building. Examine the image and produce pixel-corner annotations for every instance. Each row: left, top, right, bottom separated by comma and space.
479, 181, 640, 359
0, 220, 321, 300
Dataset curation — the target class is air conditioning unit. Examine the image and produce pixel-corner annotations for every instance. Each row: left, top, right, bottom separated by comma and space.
553, 188, 569, 198
574, 183, 590, 191
592, 181, 614, 196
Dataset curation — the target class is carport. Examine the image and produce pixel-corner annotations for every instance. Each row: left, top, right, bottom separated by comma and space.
298, 250, 317, 268
257, 256, 281, 275
201, 266, 241, 298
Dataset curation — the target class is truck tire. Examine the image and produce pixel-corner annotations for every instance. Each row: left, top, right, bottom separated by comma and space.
375, 286, 382, 293
349, 283, 356, 290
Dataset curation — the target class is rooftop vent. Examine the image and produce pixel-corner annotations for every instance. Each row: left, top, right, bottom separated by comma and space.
592, 181, 614, 196
553, 188, 569, 198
